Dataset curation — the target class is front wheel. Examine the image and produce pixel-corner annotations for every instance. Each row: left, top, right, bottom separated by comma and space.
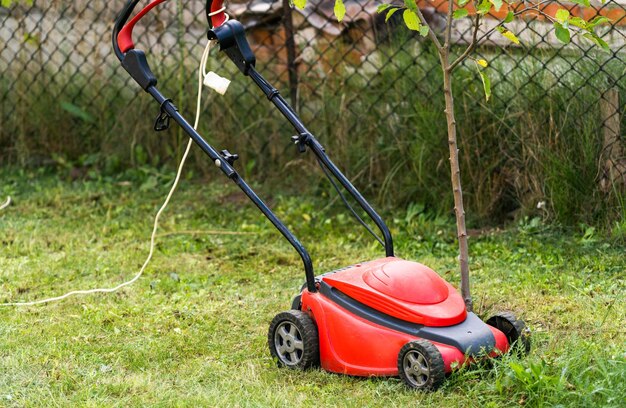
268, 310, 319, 369
397, 340, 445, 391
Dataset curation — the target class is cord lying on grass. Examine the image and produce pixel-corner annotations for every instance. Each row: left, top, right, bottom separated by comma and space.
0, 38, 220, 307
0, 196, 10, 211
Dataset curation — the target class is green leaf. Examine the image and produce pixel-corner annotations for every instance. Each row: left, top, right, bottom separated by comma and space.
458, 0, 471, 6
478, 68, 491, 101
403, 9, 421, 31
509, 362, 527, 379
60, 102, 95, 123
385, 7, 400, 22
293, 0, 306, 9
497, 26, 520, 44
472, 60, 490, 103
419, 25, 429, 37
569, 17, 588, 30
404, 0, 418, 13
503, 11, 514, 23
377, 3, 393, 14
1, 0, 13, 7
477, 0, 492, 15
490, 0, 503, 12
569, 0, 590, 7
588, 16, 611, 28
334, 0, 346, 22
555, 9, 570, 24
554, 22, 571, 44
453, 8, 469, 19
583, 32, 609, 50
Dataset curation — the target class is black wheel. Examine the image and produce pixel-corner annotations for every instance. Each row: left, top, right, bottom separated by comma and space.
397, 340, 445, 391
268, 310, 319, 369
486, 312, 531, 355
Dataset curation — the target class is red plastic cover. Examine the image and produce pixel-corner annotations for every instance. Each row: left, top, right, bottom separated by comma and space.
363, 259, 449, 304
322, 257, 466, 326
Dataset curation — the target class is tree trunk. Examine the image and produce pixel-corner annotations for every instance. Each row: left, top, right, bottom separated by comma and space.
282, 0, 299, 108
441, 58, 473, 312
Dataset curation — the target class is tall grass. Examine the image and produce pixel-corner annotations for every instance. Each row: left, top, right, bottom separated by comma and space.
0, 38, 624, 229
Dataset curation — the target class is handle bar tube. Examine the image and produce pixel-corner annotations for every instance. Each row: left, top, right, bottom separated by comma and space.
247, 68, 395, 257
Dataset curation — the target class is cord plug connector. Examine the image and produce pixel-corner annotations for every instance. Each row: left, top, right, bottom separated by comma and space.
204, 71, 231, 95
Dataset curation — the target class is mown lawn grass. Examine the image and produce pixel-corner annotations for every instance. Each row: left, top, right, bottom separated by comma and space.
0, 169, 624, 407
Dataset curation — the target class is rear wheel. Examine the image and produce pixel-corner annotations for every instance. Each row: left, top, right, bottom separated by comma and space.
397, 340, 445, 391
486, 312, 531, 355
268, 310, 319, 369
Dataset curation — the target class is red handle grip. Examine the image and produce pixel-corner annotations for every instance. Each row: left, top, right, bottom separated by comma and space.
118, 0, 168, 53
208, 0, 227, 29
117, 0, 227, 54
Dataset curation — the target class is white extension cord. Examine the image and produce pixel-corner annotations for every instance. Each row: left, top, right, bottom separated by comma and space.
0, 196, 10, 211
1, 29, 230, 306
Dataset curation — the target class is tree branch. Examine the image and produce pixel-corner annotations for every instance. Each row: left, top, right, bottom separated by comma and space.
448, 0, 555, 71
447, 0, 560, 70
449, 12, 481, 71
415, 7, 443, 51
444, 0, 455, 51
476, 1, 556, 44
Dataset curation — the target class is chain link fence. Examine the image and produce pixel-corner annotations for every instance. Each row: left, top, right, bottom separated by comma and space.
0, 0, 624, 223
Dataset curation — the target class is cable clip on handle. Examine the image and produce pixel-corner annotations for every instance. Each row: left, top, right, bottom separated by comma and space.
291, 133, 309, 154
154, 98, 177, 132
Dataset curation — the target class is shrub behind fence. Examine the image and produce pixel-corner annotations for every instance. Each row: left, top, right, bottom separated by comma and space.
0, 0, 624, 225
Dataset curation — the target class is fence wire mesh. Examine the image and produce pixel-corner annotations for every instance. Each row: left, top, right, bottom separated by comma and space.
0, 1, 624, 218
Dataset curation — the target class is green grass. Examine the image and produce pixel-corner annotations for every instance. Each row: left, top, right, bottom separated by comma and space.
0, 169, 624, 407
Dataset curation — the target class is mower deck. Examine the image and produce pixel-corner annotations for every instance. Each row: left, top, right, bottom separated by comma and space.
298, 257, 509, 376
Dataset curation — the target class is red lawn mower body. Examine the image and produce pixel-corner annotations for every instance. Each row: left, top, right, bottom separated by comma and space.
299, 257, 510, 376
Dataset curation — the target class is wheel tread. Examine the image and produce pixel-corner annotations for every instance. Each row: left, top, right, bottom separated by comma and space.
486, 311, 531, 355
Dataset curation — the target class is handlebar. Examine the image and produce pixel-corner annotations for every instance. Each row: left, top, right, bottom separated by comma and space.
111, 0, 393, 291
113, 0, 226, 60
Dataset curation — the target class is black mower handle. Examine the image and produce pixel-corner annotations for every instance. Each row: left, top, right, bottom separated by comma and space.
111, 0, 395, 293
112, 0, 319, 293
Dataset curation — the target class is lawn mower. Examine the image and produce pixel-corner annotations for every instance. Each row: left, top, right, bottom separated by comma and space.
113, 0, 530, 390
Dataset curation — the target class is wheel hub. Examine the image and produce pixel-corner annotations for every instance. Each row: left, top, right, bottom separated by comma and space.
274, 322, 304, 365
404, 351, 430, 387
